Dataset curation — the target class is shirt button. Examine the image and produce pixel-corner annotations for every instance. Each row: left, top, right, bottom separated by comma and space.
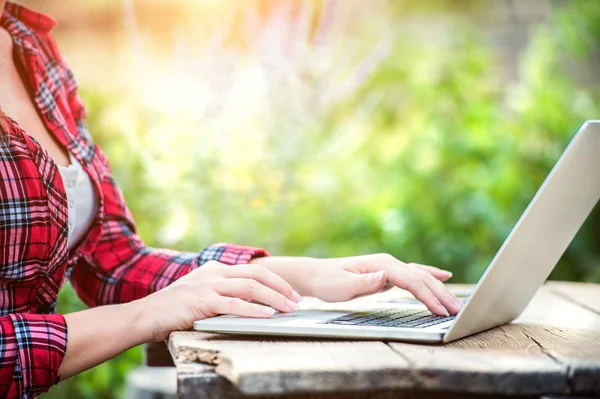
69, 200, 75, 208
68, 180, 76, 188
68, 222, 73, 229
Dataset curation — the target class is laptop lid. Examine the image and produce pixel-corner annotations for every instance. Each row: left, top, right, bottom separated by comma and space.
444, 120, 600, 343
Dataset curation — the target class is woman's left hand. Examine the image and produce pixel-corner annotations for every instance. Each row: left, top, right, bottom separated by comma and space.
254, 254, 462, 317
304, 254, 462, 316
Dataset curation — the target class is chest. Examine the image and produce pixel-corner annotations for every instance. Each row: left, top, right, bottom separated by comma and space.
0, 3, 116, 316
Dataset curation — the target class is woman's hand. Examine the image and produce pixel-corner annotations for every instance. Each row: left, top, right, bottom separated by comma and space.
307, 254, 462, 316
255, 254, 462, 317
134, 260, 302, 341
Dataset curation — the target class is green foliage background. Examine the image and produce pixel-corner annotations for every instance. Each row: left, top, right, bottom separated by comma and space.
43, 1, 600, 398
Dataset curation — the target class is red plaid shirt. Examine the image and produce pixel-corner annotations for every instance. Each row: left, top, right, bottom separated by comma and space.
0, 3, 268, 398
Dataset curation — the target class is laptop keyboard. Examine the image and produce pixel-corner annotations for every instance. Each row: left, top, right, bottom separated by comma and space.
325, 309, 455, 328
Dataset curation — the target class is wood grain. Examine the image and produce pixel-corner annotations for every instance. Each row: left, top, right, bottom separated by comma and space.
176, 362, 534, 399
447, 284, 600, 394
176, 361, 403, 399
388, 341, 567, 395
170, 331, 413, 395
169, 283, 600, 398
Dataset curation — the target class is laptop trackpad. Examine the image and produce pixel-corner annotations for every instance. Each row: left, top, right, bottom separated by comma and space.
198, 310, 345, 326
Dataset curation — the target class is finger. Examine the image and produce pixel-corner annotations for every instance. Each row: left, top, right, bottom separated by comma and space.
390, 273, 449, 316
209, 297, 276, 318
215, 279, 298, 313
360, 255, 450, 282
352, 255, 451, 315
422, 274, 462, 315
347, 270, 388, 300
223, 264, 301, 303
412, 263, 453, 281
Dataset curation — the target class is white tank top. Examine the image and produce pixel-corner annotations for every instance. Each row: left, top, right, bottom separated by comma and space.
57, 153, 98, 250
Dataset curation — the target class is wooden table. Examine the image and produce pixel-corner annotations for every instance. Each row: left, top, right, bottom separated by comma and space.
167, 282, 600, 399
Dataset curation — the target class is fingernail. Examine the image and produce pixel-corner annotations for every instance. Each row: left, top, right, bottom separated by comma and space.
442, 308, 450, 317
262, 307, 275, 316
286, 299, 298, 311
292, 290, 302, 303
372, 271, 385, 284
445, 271, 453, 277
454, 298, 463, 309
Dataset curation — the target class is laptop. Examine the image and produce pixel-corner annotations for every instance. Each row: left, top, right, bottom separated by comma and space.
194, 120, 600, 343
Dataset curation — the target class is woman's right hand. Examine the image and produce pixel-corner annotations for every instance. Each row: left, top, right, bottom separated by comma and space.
134, 260, 302, 342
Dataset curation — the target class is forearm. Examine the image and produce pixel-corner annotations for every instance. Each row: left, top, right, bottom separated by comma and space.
251, 256, 325, 296
59, 300, 150, 380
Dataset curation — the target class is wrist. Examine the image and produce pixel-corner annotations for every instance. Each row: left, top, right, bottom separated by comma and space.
252, 256, 325, 297
126, 296, 157, 343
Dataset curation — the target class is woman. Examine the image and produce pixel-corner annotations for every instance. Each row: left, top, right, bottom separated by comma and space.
0, 2, 461, 398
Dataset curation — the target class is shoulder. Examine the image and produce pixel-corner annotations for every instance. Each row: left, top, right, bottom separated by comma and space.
3, 2, 77, 95
4, 2, 57, 35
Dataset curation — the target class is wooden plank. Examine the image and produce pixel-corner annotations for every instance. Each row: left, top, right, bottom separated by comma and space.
388, 341, 568, 395
515, 284, 600, 329
444, 285, 600, 394
527, 326, 600, 394
169, 331, 414, 395
545, 281, 600, 315
387, 285, 600, 396
169, 284, 600, 397
175, 361, 533, 399
176, 361, 402, 399
511, 285, 600, 394
176, 362, 232, 399
392, 322, 600, 395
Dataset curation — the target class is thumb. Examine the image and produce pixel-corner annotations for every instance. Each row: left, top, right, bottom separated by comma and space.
349, 270, 388, 298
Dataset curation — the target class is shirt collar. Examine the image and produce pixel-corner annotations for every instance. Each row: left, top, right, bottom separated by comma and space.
1, 1, 56, 36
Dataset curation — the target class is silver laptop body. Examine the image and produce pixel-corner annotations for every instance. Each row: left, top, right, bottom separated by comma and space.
194, 121, 600, 343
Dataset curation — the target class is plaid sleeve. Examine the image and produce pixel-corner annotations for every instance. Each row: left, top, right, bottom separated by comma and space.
0, 314, 67, 399
70, 221, 269, 306
70, 239, 269, 307
198, 243, 271, 266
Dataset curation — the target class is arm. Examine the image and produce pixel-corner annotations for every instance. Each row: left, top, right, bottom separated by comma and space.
53, 256, 460, 385
61, 260, 299, 380
58, 302, 148, 380
253, 254, 462, 316
0, 314, 66, 398
0, 260, 299, 396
